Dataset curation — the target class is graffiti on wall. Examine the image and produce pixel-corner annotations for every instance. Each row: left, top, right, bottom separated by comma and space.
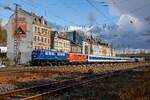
12, 16, 28, 38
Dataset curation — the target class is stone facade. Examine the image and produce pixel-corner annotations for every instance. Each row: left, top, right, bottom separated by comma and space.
82, 41, 91, 54
86, 36, 113, 56
32, 16, 51, 50
99, 45, 112, 56
71, 42, 82, 53
51, 31, 70, 53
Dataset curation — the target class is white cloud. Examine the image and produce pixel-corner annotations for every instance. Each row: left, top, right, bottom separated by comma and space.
117, 14, 143, 33
103, 0, 150, 49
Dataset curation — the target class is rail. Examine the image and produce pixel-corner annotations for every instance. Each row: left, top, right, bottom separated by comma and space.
0, 71, 119, 100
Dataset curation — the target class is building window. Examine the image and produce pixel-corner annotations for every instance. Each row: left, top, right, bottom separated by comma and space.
39, 18, 41, 24
45, 29, 47, 34
44, 21, 47, 25
48, 39, 50, 43
34, 36, 37, 42
49, 31, 51, 36
35, 46, 37, 50
45, 38, 47, 43
42, 28, 44, 34
38, 36, 40, 42
35, 26, 37, 32
38, 28, 40, 33
41, 37, 43, 42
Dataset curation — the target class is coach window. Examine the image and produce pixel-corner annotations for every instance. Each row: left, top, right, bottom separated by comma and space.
89, 57, 91, 59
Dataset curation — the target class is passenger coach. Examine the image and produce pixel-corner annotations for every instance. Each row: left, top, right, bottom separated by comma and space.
88, 55, 135, 63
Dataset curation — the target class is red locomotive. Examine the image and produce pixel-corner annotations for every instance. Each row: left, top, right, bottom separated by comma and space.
67, 53, 87, 62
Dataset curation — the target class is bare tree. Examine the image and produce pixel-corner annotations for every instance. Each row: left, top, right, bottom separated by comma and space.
0, 19, 2, 44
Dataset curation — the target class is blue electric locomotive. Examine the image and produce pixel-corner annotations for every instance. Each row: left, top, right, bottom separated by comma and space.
32, 50, 68, 65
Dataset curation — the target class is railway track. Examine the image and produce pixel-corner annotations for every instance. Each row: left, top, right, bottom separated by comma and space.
0, 70, 121, 100
0, 62, 149, 99
0, 62, 148, 77
0, 62, 146, 72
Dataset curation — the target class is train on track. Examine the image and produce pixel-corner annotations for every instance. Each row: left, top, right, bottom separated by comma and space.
31, 50, 137, 65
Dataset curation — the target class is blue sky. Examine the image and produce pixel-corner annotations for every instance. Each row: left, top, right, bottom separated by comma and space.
1, 0, 150, 49
0, 0, 118, 26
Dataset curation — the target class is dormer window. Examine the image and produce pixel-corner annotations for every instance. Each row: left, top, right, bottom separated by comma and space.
33, 18, 37, 24
44, 21, 47, 26
39, 18, 41, 24
34, 18, 37, 21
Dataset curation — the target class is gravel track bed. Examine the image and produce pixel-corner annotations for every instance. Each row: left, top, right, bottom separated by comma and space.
0, 73, 87, 93
0, 62, 149, 95
48, 64, 150, 100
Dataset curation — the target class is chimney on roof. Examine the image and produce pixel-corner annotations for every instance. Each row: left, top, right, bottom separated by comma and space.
15, 4, 21, 12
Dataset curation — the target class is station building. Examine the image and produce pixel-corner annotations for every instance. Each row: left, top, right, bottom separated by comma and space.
6, 6, 51, 64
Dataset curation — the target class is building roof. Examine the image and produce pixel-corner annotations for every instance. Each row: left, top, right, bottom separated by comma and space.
10, 7, 51, 28
52, 31, 69, 40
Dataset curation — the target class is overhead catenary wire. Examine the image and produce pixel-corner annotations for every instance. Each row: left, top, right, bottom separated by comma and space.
86, 0, 113, 23
107, 0, 150, 15
1, 0, 115, 26
1, 0, 75, 26
27, 0, 78, 25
